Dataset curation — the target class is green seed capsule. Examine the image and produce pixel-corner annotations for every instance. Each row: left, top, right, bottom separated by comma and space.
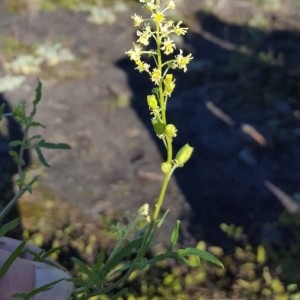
175, 143, 194, 167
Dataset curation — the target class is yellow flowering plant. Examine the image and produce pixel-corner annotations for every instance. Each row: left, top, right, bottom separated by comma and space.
70, 0, 223, 298
126, 0, 195, 221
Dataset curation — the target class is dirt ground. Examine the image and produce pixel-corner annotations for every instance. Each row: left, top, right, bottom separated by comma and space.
1, 0, 300, 247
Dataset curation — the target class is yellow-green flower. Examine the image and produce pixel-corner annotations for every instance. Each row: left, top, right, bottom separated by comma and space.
167, 0, 176, 9
152, 11, 165, 23
126, 44, 142, 61
173, 21, 188, 36
174, 50, 193, 72
138, 203, 150, 223
137, 24, 152, 46
151, 68, 162, 84
161, 37, 176, 55
135, 59, 150, 73
132, 13, 144, 27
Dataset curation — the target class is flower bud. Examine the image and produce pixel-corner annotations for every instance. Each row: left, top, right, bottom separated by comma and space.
161, 162, 172, 174
165, 124, 177, 138
164, 73, 175, 96
147, 94, 159, 110
175, 143, 194, 167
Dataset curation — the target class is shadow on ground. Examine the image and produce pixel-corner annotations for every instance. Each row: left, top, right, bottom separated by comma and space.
117, 11, 300, 246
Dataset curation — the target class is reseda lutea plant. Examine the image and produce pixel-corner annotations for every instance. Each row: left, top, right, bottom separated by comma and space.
126, 0, 194, 222
71, 1, 222, 298
0, 1, 222, 298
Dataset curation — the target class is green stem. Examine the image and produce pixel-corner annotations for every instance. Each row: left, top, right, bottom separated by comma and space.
0, 176, 39, 222
155, 16, 166, 124
153, 173, 171, 221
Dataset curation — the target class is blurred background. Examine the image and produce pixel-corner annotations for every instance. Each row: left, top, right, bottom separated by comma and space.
0, 0, 300, 298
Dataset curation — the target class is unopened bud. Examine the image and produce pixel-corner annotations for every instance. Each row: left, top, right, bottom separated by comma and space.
147, 94, 159, 110
165, 124, 177, 138
161, 162, 172, 174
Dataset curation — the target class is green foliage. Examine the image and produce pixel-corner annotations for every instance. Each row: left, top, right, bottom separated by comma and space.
0, 80, 71, 298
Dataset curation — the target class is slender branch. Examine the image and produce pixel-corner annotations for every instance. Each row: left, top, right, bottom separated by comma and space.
0, 176, 39, 222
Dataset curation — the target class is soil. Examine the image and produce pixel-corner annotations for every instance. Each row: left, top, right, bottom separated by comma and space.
1, 0, 300, 248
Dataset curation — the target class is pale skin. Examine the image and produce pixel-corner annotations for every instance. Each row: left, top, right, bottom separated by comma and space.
0, 237, 73, 300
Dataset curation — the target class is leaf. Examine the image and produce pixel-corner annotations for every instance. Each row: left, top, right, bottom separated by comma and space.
29, 80, 42, 120
38, 140, 71, 150
170, 220, 180, 247
152, 118, 166, 136
156, 209, 169, 229
9, 140, 23, 147
177, 247, 224, 268
104, 237, 143, 275
12, 102, 26, 121
12, 278, 64, 299
33, 80, 42, 106
72, 257, 94, 277
35, 147, 50, 167
28, 134, 42, 142
9, 150, 25, 166
0, 240, 26, 279
30, 121, 46, 128
0, 219, 20, 237
92, 248, 106, 272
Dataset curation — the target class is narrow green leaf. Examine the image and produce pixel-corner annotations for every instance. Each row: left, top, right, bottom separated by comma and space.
72, 257, 94, 277
40, 247, 62, 259
104, 237, 143, 275
28, 135, 42, 142
0, 241, 26, 279
35, 147, 50, 167
93, 248, 106, 272
12, 278, 63, 299
0, 219, 20, 237
177, 247, 224, 268
33, 80, 42, 106
9, 140, 23, 147
170, 220, 180, 247
30, 121, 46, 128
39, 140, 71, 150
156, 209, 169, 229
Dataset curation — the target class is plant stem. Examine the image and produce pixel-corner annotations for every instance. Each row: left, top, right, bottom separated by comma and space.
0, 176, 38, 222
153, 173, 171, 221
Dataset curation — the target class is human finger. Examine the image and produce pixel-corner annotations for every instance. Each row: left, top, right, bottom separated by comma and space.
0, 249, 35, 299
33, 261, 73, 300
0, 236, 41, 260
